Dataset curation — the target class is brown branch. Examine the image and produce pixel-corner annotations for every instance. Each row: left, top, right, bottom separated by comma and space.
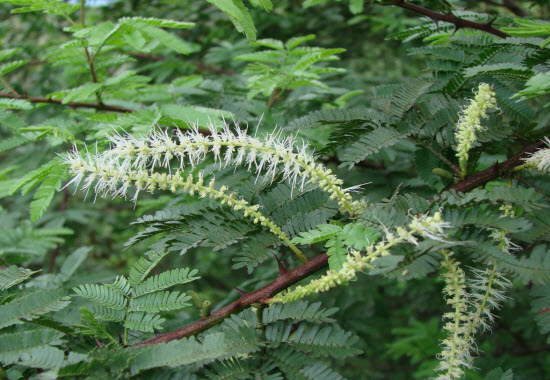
445, 139, 545, 195
0, 92, 212, 135
0, 92, 132, 113
387, 0, 510, 39
133, 253, 329, 346
127, 52, 165, 61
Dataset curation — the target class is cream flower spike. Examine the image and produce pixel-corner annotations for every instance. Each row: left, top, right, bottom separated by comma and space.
435, 252, 511, 380
523, 137, 550, 173
101, 123, 364, 215
454, 83, 498, 177
62, 147, 308, 262
270, 211, 450, 303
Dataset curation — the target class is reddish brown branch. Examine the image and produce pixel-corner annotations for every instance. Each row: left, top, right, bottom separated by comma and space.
445, 139, 545, 195
133, 253, 329, 346
387, 0, 510, 39
0, 92, 132, 113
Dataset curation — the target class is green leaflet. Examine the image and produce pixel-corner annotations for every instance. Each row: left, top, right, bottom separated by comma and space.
30, 163, 68, 222
207, 0, 257, 40
0, 329, 65, 369
265, 322, 362, 358
129, 333, 228, 373
0, 265, 40, 290
0, 289, 70, 329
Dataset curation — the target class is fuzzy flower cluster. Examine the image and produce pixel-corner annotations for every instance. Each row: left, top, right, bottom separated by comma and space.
63, 149, 308, 262
489, 229, 521, 255
435, 252, 511, 380
455, 83, 497, 176
100, 124, 363, 215
523, 137, 550, 174
270, 211, 451, 303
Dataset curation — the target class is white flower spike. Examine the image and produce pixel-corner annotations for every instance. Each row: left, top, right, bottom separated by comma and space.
62, 149, 308, 263
270, 211, 451, 303
100, 122, 364, 215
454, 83, 498, 178
523, 137, 550, 174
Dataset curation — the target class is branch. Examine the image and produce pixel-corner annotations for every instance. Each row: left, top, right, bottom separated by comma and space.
0, 92, 212, 135
0, 92, 132, 113
387, 0, 510, 39
445, 139, 545, 195
133, 253, 329, 346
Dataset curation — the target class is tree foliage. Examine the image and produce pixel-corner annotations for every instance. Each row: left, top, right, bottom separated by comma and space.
1, 0, 549, 379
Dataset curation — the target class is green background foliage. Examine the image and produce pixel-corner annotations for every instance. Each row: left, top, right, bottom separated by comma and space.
1, 0, 549, 378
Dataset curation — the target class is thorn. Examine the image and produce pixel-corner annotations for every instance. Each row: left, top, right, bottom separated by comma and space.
485, 15, 497, 27
234, 287, 248, 296
451, 25, 462, 37
273, 254, 289, 276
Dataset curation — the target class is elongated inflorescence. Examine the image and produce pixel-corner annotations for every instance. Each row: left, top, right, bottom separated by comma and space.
435, 252, 511, 380
100, 124, 364, 215
270, 211, 451, 303
523, 137, 550, 173
63, 148, 308, 262
454, 83, 498, 177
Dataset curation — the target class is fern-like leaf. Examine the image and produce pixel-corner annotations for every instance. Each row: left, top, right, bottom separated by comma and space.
263, 301, 337, 324
0, 265, 40, 290
73, 284, 128, 310
129, 333, 229, 374
265, 322, 361, 358
129, 251, 170, 287
0, 289, 70, 329
124, 312, 165, 332
129, 291, 191, 313
133, 267, 200, 297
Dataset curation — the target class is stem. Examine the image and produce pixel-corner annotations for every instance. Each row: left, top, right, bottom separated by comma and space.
386, 0, 510, 39
512, 163, 526, 172
123, 327, 128, 346
80, 0, 102, 104
416, 138, 461, 175
0, 77, 19, 95
0, 92, 131, 112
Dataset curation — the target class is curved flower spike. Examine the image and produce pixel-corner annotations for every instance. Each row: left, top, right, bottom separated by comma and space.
62, 150, 308, 263
101, 122, 364, 215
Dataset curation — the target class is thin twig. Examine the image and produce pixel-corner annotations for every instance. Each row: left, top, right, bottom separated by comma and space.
48, 188, 70, 273
416, 139, 461, 175
80, 0, 102, 105
0, 77, 20, 96
387, 0, 510, 39
0, 92, 211, 135
0, 92, 132, 113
